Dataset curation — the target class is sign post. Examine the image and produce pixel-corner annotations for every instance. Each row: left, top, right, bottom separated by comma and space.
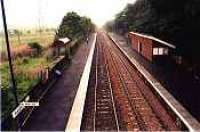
12, 101, 40, 119
12, 104, 25, 119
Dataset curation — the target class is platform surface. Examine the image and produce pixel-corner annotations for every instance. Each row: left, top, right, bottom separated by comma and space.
65, 33, 97, 131
22, 34, 96, 131
108, 33, 200, 131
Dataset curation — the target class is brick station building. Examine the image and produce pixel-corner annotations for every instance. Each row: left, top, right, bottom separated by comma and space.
128, 32, 176, 63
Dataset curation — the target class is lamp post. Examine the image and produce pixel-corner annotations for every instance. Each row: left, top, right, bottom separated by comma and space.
0, 0, 19, 105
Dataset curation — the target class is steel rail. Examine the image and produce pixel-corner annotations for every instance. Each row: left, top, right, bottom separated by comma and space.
105, 45, 148, 130
100, 40, 120, 131
108, 33, 200, 131
107, 35, 178, 130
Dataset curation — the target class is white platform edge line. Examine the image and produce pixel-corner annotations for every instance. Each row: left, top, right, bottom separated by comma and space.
65, 33, 97, 132
108, 33, 200, 131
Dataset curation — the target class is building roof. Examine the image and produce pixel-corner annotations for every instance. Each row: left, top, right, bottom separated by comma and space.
129, 32, 176, 49
50, 37, 71, 48
58, 37, 71, 44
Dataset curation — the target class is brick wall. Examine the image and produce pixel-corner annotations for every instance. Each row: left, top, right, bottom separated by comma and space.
129, 33, 153, 61
141, 37, 153, 61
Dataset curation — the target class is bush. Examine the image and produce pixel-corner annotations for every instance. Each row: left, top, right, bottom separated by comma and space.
22, 57, 29, 64
28, 42, 43, 55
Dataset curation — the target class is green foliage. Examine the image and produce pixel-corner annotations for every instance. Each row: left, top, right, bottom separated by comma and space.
1, 88, 16, 118
28, 42, 43, 55
13, 29, 22, 35
80, 17, 95, 36
108, 0, 200, 64
27, 30, 31, 34
57, 12, 95, 39
1, 57, 51, 118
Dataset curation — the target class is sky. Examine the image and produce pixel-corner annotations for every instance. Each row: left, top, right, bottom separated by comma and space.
0, 0, 136, 30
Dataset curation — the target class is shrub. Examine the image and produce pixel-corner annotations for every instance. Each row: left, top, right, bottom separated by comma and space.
28, 42, 43, 55
12, 44, 33, 59
22, 57, 29, 64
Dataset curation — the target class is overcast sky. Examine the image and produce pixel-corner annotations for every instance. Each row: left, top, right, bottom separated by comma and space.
0, 0, 136, 30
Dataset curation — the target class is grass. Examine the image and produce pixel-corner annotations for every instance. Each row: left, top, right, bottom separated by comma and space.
1, 32, 55, 52
1, 57, 52, 118
0, 31, 84, 119
1, 57, 51, 95
0, 31, 55, 119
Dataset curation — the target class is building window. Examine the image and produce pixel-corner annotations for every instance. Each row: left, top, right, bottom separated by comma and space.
158, 48, 164, 55
153, 47, 168, 55
153, 48, 159, 55
163, 48, 168, 55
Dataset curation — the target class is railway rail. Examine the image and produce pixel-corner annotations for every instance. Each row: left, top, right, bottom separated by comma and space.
81, 32, 179, 131
81, 36, 119, 131
66, 31, 200, 131
105, 33, 180, 130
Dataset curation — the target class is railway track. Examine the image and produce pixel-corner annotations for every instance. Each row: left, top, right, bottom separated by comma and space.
105, 33, 179, 130
81, 32, 182, 131
81, 37, 119, 131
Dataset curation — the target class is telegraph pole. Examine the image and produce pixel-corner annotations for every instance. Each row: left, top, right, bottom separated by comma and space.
38, 0, 42, 41
16, 30, 21, 45
0, 0, 19, 106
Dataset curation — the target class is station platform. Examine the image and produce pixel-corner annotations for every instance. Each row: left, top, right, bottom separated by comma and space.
65, 31, 200, 131
108, 32, 200, 131
22, 34, 96, 131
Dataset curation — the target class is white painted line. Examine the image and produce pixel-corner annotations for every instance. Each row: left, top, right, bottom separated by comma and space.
65, 33, 97, 132
108, 34, 200, 131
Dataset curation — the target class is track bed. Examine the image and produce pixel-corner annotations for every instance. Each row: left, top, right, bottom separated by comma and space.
81, 32, 181, 131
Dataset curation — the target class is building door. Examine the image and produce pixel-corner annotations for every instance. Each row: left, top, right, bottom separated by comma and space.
138, 42, 142, 53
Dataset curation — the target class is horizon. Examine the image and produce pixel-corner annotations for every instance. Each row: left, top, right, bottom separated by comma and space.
0, 0, 136, 31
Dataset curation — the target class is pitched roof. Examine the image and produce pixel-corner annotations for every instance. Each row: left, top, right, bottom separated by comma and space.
129, 32, 176, 49
50, 37, 71, 48
58, 37, 71, 44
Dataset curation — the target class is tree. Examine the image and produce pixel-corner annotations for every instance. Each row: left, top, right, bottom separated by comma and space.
57, 12, 95, 39
107, 0, 200, 66
13, 29, 22, 45
27, 30, 31, 34
80, 16, 95, 37
57, 12, 82, 38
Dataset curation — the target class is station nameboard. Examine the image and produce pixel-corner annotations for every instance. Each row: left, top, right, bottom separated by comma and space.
12, 101, 39, 118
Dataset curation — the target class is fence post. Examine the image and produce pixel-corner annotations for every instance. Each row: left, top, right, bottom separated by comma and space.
45, 67, 49, 82
40, 70, 43, 82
